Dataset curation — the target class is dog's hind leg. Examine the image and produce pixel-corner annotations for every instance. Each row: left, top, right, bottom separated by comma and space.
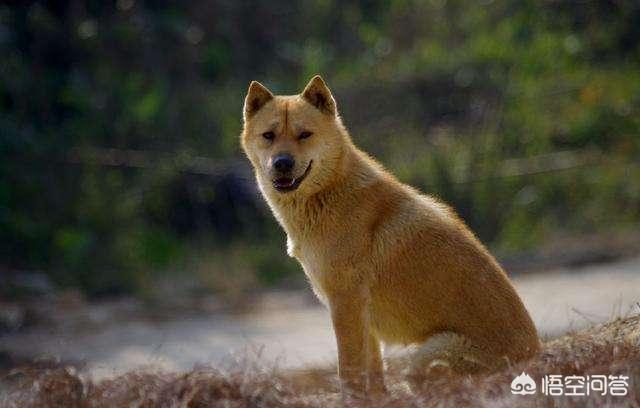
402, 332, 504, 391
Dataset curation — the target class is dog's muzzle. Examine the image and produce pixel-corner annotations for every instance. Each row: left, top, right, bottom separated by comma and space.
272, 160, 313, 193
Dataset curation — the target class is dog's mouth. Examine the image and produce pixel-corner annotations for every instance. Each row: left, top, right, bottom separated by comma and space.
272, 161, 313, 193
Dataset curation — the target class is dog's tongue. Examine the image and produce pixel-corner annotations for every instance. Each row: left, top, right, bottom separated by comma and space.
275, 177, 295, 188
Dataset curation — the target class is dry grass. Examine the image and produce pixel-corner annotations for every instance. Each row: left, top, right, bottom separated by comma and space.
2, 315, 639, 407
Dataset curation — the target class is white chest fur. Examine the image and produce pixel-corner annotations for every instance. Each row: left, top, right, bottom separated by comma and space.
286, 235, 329, 306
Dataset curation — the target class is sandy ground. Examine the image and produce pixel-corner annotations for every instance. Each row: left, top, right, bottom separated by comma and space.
1, 257, 639, 381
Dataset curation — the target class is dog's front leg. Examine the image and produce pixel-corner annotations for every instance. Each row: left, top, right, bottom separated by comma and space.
329, 291, 367, 400
367, 332, 386, 396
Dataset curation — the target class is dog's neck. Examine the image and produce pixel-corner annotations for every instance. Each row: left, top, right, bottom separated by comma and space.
262, 144, 378, 241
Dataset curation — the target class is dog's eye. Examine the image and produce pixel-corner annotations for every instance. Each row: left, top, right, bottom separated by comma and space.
298, 131, 313, 140
262, 131, 275, 140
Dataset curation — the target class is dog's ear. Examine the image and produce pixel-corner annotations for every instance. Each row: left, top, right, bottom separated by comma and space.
301, 75, 336, 115
244, 81, 274, 121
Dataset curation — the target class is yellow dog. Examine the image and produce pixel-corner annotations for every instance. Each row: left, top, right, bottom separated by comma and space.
240, 75, 539, 399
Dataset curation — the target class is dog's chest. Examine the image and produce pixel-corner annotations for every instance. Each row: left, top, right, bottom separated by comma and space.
287, 235, 331, 305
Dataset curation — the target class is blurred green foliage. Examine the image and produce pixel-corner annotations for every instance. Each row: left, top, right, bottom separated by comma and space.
1, 1, 639, 297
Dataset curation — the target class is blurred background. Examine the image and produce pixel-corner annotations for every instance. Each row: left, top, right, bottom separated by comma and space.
1, 0, 639, 378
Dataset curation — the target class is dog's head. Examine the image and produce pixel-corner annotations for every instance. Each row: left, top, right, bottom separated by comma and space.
241, 75, 348, 196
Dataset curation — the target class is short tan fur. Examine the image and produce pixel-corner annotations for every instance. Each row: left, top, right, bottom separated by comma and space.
241, 75, 540, 399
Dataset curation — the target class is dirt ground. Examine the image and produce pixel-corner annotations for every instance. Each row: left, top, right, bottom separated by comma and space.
1, 256, 639, 382
3, 312, 639, 407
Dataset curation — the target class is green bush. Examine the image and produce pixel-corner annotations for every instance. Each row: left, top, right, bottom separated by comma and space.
1, 1, 639, 297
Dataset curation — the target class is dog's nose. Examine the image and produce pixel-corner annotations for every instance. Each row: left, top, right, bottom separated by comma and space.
273, 154, 295, 172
